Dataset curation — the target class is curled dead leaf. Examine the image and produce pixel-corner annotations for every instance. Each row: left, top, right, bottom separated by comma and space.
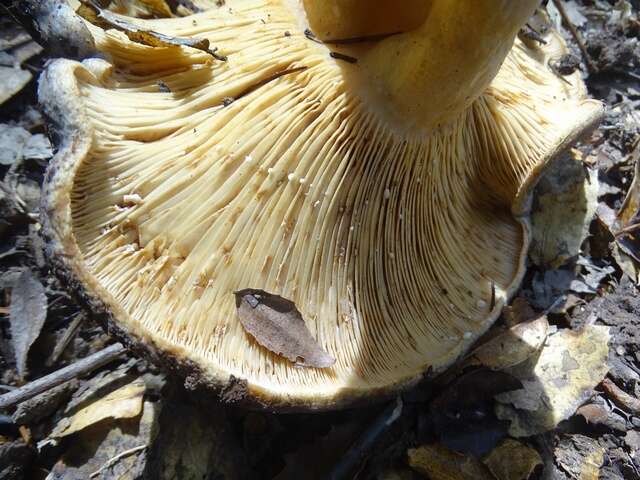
234, 289, 336, 369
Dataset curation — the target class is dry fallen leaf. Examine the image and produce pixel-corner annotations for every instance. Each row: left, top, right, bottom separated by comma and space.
0, 66, 31, 106
483, 438, 542, 480
0, 125, 52, 166
50, 398, 159, 480
467, 316, 549, 370
530, 155, 599, 268
77, 0, 226, 60
53, 381, 146, 438
614, 141, 640, 280
616, 139, 640, 229
407, 444, 495, 480
234, 289, 336, 368
555, 434, 605, 480
9, 269, 47, 380
502, 297, 537, 328
495, 325, 610, 437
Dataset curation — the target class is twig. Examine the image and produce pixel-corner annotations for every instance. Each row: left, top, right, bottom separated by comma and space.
551, 0, 595, 74
615, 222, 640, 238
304, 28, 322, 44
622, 70, 640, 82
602, 377, 640, 414
329, 51, 358, 64
0, 343, 126, 410
225, 66, 308, 105
328, 397, 403, 480
46, 312, 86, 367
89, 444, 147, 478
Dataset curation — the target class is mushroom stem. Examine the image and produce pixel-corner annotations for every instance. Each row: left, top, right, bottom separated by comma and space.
310, 0, 541, 129
302, 0, 429, 40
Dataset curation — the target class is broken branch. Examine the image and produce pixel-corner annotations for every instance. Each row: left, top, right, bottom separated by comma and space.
0, 343, 126, 410
551, 0, 595, 74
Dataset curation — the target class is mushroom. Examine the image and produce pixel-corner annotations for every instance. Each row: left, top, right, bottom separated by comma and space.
40, 0, 603, 409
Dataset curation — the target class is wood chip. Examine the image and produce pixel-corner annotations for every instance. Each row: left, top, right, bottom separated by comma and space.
601, 377, 640, 414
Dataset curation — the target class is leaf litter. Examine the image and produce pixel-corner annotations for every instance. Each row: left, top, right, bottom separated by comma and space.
465, 315, 549, 371
483, 438, 542, 480
495, 325, 611, 437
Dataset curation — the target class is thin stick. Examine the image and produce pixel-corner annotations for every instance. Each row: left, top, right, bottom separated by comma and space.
329, 51, 358, 64
227, 66, 308, 105
90, 444, 147, 478
329, 397, 403, 480
623, 70, 640, 82
46, 312, 86, 367
551, 0, 595, 74
0, 343, 126, 409
602, 377, 640, 414
615, 222, 640, 238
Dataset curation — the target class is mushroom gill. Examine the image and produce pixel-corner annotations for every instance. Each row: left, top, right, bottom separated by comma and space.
41, 0, 604, 408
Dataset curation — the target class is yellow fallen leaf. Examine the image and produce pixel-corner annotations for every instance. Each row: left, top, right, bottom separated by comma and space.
495, 325, 610, 436
408, 444, 494, 480
580, 447, 605, 480
483, 438, 542, 480
57, 381, 145, 438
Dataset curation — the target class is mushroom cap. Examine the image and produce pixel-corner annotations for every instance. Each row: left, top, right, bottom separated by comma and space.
40, 2, 603, 409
